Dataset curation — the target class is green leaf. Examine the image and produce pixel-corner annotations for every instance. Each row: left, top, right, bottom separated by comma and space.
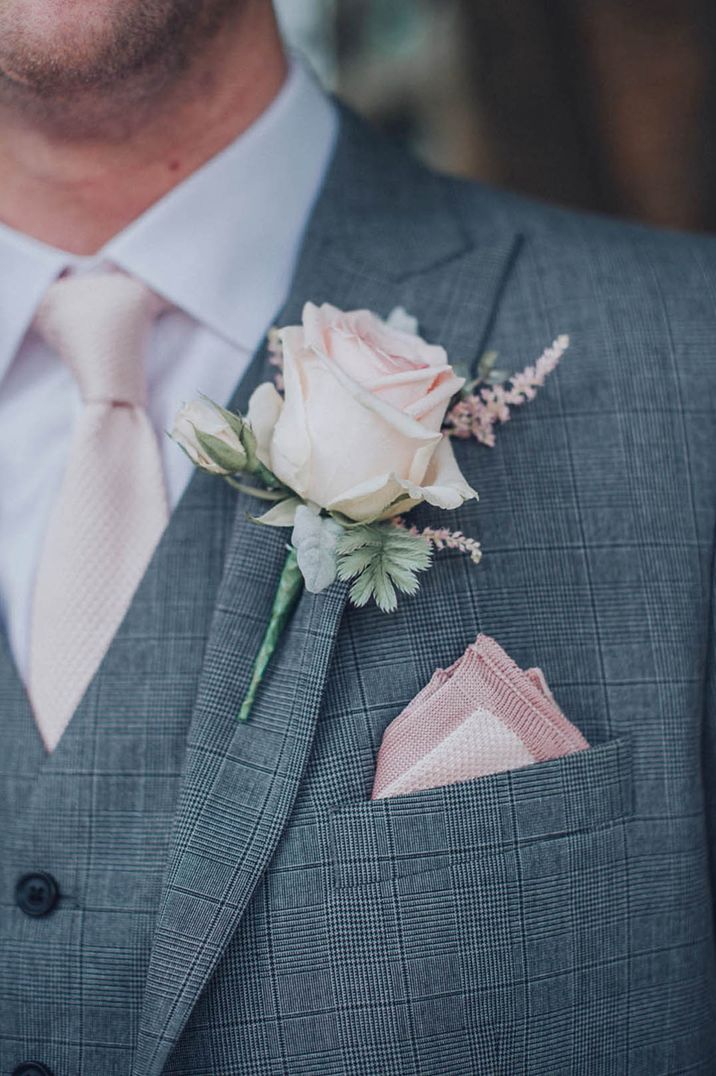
335, 546, 378, 576
348, 569, 378, 608
336, 527, 383, 556
457, 350, 510, 398
291, 506, 343, 594
380, 561, 422, 594
336, 523, 432, 613
371, 563, 398, 613
477, 350, 499, 383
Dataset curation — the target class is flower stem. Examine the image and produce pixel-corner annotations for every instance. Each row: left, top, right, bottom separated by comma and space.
238, 547, 304, 722
224, 477, 287, 501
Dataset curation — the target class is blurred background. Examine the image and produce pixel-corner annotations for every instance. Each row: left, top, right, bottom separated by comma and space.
275, 0, 716, 232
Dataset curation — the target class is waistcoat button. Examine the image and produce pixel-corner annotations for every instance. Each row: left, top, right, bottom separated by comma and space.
15, 872, 59, 917
11, 1063, 55, 1076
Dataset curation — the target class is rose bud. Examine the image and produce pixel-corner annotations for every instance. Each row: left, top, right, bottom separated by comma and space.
171, 399, 247, 476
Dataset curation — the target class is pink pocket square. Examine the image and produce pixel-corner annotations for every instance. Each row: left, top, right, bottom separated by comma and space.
371, 634, 589, 799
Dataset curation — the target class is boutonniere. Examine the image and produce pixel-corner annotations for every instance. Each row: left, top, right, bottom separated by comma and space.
172, 302, 568, 720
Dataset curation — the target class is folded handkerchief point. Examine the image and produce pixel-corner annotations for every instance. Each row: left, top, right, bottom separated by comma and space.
371, 634, 589, 800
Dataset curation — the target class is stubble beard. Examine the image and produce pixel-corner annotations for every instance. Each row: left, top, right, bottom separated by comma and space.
0, 0, 245, 137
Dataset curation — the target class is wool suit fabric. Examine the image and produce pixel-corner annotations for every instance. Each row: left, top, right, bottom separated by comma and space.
0, 104, 715, 1075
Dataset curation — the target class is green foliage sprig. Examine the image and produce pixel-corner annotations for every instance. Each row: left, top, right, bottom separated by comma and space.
336, 523, 433, 613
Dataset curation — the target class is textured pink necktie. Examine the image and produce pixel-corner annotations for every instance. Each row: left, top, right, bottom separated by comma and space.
29, 271, 169, 751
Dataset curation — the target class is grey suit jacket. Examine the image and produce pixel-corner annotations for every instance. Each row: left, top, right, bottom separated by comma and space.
1, 104, 715, 1076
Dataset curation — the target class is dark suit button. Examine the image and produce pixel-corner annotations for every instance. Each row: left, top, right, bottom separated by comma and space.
15, 872, 59, 917
12, 1064, 55, 1076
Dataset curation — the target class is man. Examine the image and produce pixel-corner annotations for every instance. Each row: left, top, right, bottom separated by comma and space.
0, 1, 713, 1074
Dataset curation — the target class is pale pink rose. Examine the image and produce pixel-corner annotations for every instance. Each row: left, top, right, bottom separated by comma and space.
247, 302, 476, 522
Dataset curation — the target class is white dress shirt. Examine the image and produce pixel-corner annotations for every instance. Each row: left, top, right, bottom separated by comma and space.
0, 58, 338, 678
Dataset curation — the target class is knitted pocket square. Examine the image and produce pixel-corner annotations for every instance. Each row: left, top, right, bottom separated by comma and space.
371, 633, 589, 800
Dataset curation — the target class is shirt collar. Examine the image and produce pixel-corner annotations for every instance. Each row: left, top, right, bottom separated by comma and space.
0, 56, 338, 383
106, 57, 338, 349
0, 227, 70, 385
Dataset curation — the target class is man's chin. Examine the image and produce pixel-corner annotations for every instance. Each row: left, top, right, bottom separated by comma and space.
0, 0, 176, 96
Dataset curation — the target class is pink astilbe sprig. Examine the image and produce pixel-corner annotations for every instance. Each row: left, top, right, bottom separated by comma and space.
267, 326, 285, 393
393, 518, 482, 565
444, 334, 569, 447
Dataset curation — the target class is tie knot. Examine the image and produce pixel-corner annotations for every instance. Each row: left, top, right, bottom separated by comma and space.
33, 271, 166, 406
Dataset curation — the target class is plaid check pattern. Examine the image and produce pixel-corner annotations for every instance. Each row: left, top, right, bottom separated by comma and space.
1, 105, 715, 1075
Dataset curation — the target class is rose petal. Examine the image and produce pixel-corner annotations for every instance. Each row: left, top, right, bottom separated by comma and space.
246, 382, 283, 468
268, 327, 314, 498
299, 355, 442, 511
417, 436, 478, 508
251, 497, 302, 527
363, 366, 452, 413
404, 369, 465, 429
326, 472, 423, 523
310, 340, 442, 446
329, 437, 476, 520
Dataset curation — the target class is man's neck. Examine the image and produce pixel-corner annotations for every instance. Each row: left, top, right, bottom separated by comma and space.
0, 8, 287, 255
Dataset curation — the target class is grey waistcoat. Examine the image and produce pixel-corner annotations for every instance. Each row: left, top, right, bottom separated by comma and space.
0, 462, 237, 1074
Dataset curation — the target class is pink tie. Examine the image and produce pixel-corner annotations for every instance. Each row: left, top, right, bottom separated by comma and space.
29, 271, 169, 751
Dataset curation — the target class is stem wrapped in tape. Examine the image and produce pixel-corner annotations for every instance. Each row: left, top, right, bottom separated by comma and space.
238, 548, 304, 722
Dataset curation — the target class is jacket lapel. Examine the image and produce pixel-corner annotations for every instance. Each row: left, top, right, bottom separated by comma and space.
134, 106, 522, 1076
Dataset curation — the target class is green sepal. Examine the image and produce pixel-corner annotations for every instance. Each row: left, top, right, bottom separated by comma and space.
239, 421, 260, 473
194, 428, 247, 474
255, 460, 284, 489
199, 395, 246, 439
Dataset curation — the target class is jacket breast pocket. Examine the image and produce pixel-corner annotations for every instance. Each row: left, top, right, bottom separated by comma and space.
326, 739, 634, 1075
